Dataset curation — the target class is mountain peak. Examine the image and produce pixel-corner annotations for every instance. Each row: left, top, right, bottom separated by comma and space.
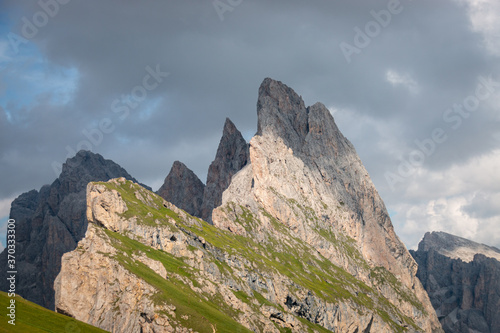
223, 117, 237, 134
0, 150, 148, 309
258, 77, 304, 103
212, 78, 442, 332
418, 231, 500, 262
157, 161, 205, 217
257, 78, 308, 141
256, 78, 353, 162
62, 150, 104, 172
58, 150, 149, 193
201, 118, 249, 223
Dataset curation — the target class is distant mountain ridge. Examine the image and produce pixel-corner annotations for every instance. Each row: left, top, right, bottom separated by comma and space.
416, 231, 500, 262
0, 150, 148, 309
411, 231, 500, 333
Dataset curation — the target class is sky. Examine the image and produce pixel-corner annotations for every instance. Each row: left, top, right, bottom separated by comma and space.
1, 0, 499, 252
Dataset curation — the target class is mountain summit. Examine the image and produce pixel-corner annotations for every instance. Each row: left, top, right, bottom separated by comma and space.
417, 231, 500, 262
0, 150, 146, 309
157, 161, 205, 217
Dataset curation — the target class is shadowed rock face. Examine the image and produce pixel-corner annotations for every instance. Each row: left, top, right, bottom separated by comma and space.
0, 150, 146, 310
157, 161, 205, 217
411, 232, 500, 333
200, 118, 249, 223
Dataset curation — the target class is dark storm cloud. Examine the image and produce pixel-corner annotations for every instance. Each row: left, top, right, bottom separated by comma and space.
1, 0, 499, 248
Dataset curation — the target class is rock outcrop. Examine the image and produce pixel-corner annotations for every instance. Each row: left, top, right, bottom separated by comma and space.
201, 118, 249, 222
0, 150, 147, 309
411, 232, 500, 333
157, 161, 205, 217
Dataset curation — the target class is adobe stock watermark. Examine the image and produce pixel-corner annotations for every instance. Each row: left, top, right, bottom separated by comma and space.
7, 0, 71, 55
339, 0, 412, 64
213, 0, 242, 21
51, 64, 169, 176
6, 219, 16, 326
385, 75, 499, 191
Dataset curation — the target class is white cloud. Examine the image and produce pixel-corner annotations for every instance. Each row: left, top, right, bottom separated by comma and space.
386, 70, 420, 94
0, 196, 14, 218
459, 0, 500, 55
0, 196, 15, 252
390, 150, 500, 249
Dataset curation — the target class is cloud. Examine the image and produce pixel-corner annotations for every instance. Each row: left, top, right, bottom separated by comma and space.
1, 0, 500, 250
0, 196, 15, 251
462, 192, 500, 219
389, 150, 500, 249
460, 0, 500, 55
386, 70, 420, 94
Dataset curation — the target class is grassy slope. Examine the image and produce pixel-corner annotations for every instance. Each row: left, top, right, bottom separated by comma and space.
92, 180, 424, 332
0, 291, 108, 333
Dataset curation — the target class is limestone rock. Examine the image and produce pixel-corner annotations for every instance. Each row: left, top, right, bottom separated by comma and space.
57, 179, 409, 332
201, 118, 249, 222
157, 161, 205, 217
415, 231, 500, 262
214, 78, 442, 332
54, 223, 177, 333
0, 150, 147, 309
411, 232, 500, 333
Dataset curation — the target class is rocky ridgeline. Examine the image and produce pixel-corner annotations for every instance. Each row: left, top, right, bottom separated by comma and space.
57, 178, 428, 332
2, 78, 447, 332
411, 232, 500, 333
0, 150, 148, 310
54, 78, 443, 332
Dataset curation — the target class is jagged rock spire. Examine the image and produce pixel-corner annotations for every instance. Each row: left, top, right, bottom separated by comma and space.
157, 161, 205, 217
257, 78, 352, 158
201, 118, 249, 223
257, 78, 308, 144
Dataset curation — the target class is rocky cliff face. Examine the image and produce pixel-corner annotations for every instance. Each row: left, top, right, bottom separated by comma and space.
411, 232, 500, 333
157, 161, 205, 217
56, 178, 428, 332
55, 78, 443, 332
0, 150, 146, 309
213, 78, 442, 332
201, 118, 249, 223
